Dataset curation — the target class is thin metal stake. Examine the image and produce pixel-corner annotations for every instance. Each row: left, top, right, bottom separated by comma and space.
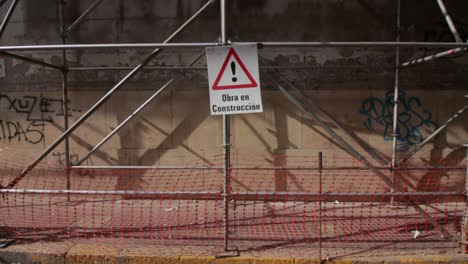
59, 0, 71, 202
462, 144, 468, 253
318, 152, 323, 262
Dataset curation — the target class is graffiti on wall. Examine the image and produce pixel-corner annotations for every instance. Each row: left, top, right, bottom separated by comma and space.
0, 93, 81, 144
52, 151, 95, 176
359, 91, 437, 151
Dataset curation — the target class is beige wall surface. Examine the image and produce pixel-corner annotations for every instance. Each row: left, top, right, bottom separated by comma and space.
0, 0, 467, 193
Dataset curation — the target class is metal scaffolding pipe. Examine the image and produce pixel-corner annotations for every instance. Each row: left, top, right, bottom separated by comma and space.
401, 47, 467, 67
2, 42, 468, 52
0, 51, 64, 70
220, 0, 231, 252
68, 65, 359, 71
398, 0, 465, 68
75, 80, 175, 166
0, 0, 18, 38
69, 66, 209, 71
0, 189, 462, 199
255, 42, 468, 48
75, 50, 206, 166
4, 0, 215, 189
69, 165, 466, 171
436, 0, 463, 43
67, 0, 105, 33
59, 0, 71, 200
266, 75, 395, 189
318, 152, 323, 262
0, 43, 218, 51
400, 104, 468, 164
263, 62, 389, 166
391, 0, 401, 196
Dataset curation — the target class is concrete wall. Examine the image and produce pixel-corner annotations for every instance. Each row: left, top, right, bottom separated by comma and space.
0, 0, 467, 193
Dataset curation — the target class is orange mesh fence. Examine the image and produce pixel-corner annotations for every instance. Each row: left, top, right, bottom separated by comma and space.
0, 149, 465, 257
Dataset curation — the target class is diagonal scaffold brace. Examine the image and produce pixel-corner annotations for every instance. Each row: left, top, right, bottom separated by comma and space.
2, 0, 217, 190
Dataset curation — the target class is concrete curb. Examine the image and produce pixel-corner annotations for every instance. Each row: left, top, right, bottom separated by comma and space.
0, 244, 466, 264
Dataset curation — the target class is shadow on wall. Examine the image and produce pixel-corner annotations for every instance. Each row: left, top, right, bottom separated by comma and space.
414, 130, 466, 192
114, 93, 210, 191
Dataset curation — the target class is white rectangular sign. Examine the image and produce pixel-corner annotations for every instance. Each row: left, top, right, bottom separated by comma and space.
206, 44, 263, 115
0, 59, 5, 78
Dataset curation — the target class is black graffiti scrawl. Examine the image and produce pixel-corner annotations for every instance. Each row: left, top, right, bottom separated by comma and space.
359, 91, 437, 151
0, 93, 81, 144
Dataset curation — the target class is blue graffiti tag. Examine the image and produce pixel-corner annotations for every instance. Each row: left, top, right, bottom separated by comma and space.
359, 91, 437, 151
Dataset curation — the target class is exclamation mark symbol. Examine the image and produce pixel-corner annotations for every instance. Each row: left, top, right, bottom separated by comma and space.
231, 61, 237, 82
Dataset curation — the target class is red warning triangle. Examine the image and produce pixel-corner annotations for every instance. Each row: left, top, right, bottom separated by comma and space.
212, 48, 258, 90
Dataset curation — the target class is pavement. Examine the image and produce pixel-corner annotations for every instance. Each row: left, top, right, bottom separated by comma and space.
0, 240, 466, 264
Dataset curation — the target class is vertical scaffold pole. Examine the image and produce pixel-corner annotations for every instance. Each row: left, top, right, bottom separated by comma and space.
220, 0, 231, 252
318, 152, 323, 262
59, 0, 71, 201
391, 0, 401, 203
462, 144, 468, 253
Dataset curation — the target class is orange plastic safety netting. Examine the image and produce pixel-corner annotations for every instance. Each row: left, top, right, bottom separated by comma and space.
0, 149, 465, 258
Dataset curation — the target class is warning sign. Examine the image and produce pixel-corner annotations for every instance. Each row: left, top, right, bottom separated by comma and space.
206, 44, 263, 115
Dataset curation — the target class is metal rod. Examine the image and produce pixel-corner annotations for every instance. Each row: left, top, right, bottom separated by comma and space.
0, 0, 18, 38
266, 75, 395, 189
68, 65, 367, 71
462, 144, 468, 252
221, 0, 227, 44
436, 0, 463, 43
251, 42, 468, 48
262, 59, 389, 166
318, 152, 323, 262
70, 165, 466, 170
66, 0, 105, 33
400, 104, 468, 164
391, 0, 401, 200
232, 22, 396, 175
0, 43, 218, 51
2, 42, 468, 52
220, 0, 231, 253
402, 0, 468, 69
401, 47, 467, 68
75, 80, 174, 166
0, 52, 64, 70
71, 165, 223, 170
75, 50, 206, 166
59, 0, 71, 202
4, 0, 215, 189
0, 189, 461, 198
69, 66, 208, 71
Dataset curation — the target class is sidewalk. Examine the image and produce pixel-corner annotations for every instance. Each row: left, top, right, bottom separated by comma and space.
0, 240, 466, 264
